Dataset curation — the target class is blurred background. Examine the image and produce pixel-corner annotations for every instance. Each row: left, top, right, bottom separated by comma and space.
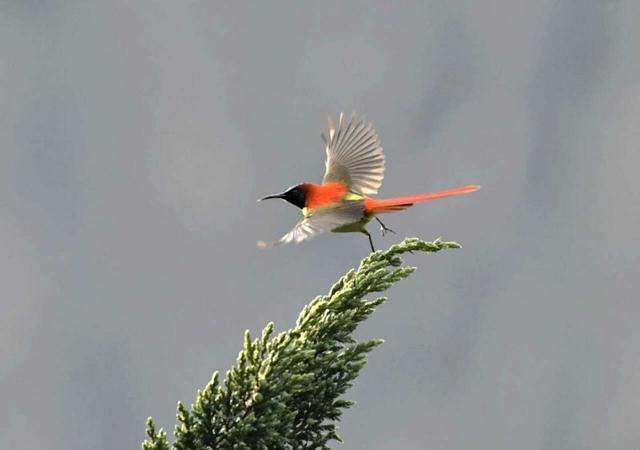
1, 1, 639, 449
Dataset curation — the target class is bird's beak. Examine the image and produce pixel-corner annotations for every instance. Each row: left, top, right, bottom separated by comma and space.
258, 193, 285, 202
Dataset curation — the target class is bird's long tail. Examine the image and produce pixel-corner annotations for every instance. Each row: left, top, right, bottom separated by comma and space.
364, 185, 480, 214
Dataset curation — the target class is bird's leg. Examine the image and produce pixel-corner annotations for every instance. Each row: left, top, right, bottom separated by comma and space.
375, 216, 396, 236
363, 230, 375, 252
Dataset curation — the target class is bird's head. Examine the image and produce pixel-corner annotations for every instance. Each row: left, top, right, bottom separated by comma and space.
259, 183, 308, 209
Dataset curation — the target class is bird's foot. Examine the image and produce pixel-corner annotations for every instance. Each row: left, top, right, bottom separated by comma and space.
375, 217, 396, 237
379, 224, 395, 236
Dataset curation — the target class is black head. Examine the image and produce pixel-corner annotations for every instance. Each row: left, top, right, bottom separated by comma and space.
259, 184, 307, 209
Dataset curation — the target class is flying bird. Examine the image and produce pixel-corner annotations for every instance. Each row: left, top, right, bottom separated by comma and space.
258, 113, 479, 251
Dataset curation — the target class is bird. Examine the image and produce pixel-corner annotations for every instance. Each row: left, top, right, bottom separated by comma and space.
258, 113, 480, 252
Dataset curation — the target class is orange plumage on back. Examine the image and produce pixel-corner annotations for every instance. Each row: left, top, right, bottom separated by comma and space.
304, 182, 348, 209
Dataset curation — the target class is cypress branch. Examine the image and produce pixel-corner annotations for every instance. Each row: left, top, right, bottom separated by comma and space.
142, 237, 461, 449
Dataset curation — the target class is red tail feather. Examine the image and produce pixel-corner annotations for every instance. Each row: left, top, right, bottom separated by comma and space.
364, 185, 480, 214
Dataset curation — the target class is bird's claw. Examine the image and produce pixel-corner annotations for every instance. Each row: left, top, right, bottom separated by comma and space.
378, 225, 396, 236
375, 217, 396, 236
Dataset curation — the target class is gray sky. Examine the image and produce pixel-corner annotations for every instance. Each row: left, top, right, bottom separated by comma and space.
1, 1, 639, 449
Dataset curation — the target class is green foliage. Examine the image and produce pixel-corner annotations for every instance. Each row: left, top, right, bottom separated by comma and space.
142, 238, 460, 449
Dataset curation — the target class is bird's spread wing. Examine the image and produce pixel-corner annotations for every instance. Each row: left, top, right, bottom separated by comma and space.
257, 201, 364, 248
322, 113, 385, 195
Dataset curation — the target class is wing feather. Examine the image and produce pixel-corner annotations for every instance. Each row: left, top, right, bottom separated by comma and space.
322, 113, 385, 195
257, 202, 364, 248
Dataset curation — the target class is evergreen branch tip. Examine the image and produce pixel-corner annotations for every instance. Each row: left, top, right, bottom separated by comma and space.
141, 237, 459, 450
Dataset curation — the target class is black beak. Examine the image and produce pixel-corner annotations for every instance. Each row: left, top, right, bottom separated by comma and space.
258, 193, 285, 202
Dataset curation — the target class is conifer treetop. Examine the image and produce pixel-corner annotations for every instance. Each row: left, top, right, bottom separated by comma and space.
142, 237, 461, 450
